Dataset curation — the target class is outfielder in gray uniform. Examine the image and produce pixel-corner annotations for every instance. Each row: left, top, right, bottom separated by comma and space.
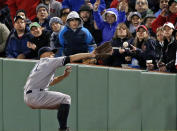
24, 46, 97, 131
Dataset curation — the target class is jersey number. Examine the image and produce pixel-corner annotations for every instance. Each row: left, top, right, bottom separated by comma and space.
34, 63, 39, 72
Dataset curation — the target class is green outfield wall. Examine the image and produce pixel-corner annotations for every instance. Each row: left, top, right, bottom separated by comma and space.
0, 59, 177, 131
108, 68, 142, 131
2, 59, 39, 131
141, 72, 177, 130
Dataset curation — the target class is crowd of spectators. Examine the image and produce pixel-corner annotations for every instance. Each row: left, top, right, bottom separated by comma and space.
0, 0, 177, 73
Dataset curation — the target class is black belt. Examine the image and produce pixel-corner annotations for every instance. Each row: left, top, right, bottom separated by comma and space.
26, 89, 44, 94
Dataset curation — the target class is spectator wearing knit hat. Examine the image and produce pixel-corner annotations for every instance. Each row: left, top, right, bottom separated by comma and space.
79, 4, 102, 44
49, 17, 64, 56
34, 3, 51, 31
41, 0, 62, 17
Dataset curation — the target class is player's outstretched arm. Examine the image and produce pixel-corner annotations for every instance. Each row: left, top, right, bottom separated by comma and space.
69, 42, 113, 62
49, 66, 72, 86
69, 51, 96, 63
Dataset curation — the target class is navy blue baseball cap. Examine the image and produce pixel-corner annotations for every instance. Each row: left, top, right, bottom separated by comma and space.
14, 15, 24, 22
38, 47, 57, 58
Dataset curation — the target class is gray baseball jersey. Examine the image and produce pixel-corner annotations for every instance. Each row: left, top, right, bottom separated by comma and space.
24, 56, 71, 109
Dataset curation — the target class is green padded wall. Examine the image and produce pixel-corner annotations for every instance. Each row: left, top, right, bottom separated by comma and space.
108, 68, 142, 131
3, 59, 40, 131
141, 72, 177, 130
0, 59, 3, 131
77, 65, 109, 131
41, 64, 78, 131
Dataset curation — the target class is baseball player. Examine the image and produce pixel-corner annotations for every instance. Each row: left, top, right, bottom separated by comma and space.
24, 46, 97, 131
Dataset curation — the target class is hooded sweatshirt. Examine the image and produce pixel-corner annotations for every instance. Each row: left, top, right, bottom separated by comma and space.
59, 11, 95, 56
49, 0, 62, 17
93, 8, 126, 45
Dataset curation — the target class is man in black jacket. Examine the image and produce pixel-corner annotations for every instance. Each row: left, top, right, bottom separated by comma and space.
27, 22, 51, 59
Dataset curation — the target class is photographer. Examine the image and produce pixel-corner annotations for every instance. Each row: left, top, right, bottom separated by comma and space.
128, 25, 156, 70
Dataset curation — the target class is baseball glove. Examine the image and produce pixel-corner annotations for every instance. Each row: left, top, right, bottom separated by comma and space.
82, 58, 97, 65
94, 41, 113, 59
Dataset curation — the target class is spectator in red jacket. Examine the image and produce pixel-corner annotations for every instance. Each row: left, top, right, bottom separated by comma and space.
7, 0, 40, 22
151, 0, 177, 33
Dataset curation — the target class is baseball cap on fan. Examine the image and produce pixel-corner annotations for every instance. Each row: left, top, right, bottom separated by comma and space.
163, 22, 175, 29
14, 15, 24, 22
128, 12, 141, 20
29, 22, 41, 30
38, 47, 57, 58
136, 25, 148, 32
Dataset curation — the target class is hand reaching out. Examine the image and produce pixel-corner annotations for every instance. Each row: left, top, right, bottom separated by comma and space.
93, 0, 100, 11
64, 66, 72, 77
119, 48, 125, 54
27, 42, 36, 50
130, 44, 137, 52
87, 2, 93, 10
160, 8, 168, 17
119, 1, 128, 12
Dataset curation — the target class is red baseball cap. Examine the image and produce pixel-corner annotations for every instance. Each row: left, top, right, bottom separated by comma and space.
136, 25, 148, 32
